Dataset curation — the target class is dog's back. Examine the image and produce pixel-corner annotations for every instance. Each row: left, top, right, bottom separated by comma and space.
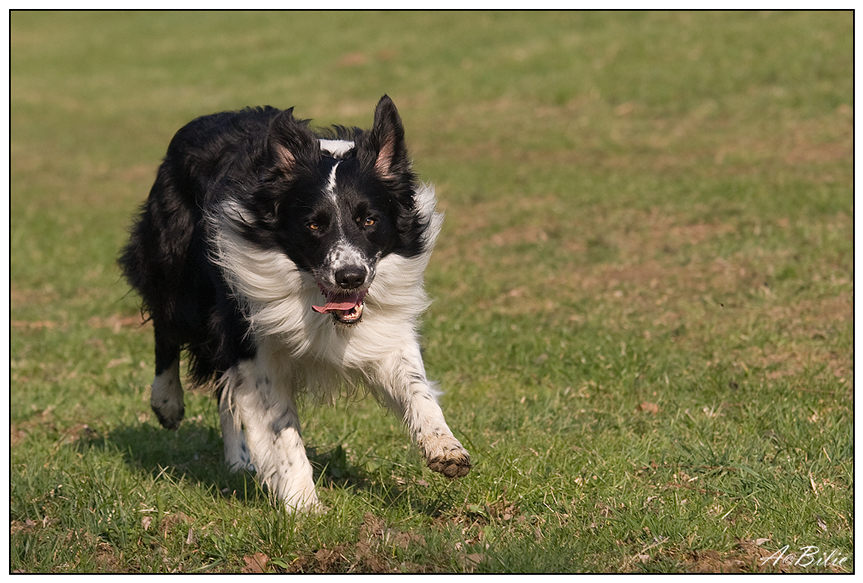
119, 109, 283, 385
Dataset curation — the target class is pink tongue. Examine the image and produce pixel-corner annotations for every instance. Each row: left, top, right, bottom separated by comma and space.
312, 292, 364, 314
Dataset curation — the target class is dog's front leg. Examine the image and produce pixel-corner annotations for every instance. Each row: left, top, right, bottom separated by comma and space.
230, 361, 319, 512
374, 342, 471, 478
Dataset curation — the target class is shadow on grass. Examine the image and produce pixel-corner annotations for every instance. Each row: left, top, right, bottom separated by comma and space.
80, 421, 457, 516
77, 421, 263, 501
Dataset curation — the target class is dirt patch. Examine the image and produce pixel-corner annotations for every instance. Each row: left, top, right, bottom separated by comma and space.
11, 313, 148, 334
241, 552, 270, 573
730, 292, 853, 382
159, 512, 193, 537
87, 314, 150, 333
10, 285, 60, 308
11, 320, 59, 330
337, 52, 367, 67
282, 513, 431, 573
94, 541, 122, 571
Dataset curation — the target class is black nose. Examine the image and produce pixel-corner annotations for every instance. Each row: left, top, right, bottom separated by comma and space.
335, 266, 367, 289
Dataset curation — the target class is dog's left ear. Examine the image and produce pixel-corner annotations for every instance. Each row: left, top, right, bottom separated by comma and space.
362, 95, 410, 180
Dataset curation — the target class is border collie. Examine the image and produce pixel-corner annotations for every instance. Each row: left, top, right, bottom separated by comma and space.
119, 95, 470, 512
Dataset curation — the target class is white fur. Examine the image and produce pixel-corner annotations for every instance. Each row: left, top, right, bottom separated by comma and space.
207, 183, 469, 511
319, 139, 355, 158
219, 377, 254, 472
324, 162, 341, 206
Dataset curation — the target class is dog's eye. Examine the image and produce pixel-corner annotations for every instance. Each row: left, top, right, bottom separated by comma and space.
308, 222, 320, 231
362, 217, 375, 227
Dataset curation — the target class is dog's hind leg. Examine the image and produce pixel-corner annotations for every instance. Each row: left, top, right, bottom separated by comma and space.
231, 359, 320, 513
218, 373, 255, 472
150, 325, 184, 430
373, 341, 471, 479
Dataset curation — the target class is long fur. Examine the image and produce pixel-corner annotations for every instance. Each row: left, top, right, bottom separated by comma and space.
120, 96, 469, 512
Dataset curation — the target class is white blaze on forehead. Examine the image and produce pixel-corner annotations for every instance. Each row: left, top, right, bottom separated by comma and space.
319, 139, 355, 158
324, 162, 341, 205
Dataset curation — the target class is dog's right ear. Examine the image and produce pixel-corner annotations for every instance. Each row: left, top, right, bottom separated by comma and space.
267, 108, 319, 175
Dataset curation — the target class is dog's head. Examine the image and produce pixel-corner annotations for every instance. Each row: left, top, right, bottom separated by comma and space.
230, 95, 432, 326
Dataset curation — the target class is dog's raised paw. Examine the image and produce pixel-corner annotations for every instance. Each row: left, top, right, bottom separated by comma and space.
426, 440, 471, 478
428, 456, 471, 478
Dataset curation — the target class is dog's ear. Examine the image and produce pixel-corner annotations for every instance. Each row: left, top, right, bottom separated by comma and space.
362, 95, 410, 180
267, 108, 319, 175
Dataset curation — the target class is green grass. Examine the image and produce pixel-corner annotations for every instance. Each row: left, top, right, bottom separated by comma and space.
10, 10, 852, 573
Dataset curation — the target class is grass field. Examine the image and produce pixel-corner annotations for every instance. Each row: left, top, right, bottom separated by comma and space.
10, 10, 853, 573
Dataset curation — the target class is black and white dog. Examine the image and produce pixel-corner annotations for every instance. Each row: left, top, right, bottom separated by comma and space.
120, 95, 470, 512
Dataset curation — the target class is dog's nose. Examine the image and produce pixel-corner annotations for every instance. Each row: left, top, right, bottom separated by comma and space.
335, 266, 367, 289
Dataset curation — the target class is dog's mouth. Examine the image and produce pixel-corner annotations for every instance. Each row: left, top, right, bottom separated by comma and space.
311, 289, 367, 325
